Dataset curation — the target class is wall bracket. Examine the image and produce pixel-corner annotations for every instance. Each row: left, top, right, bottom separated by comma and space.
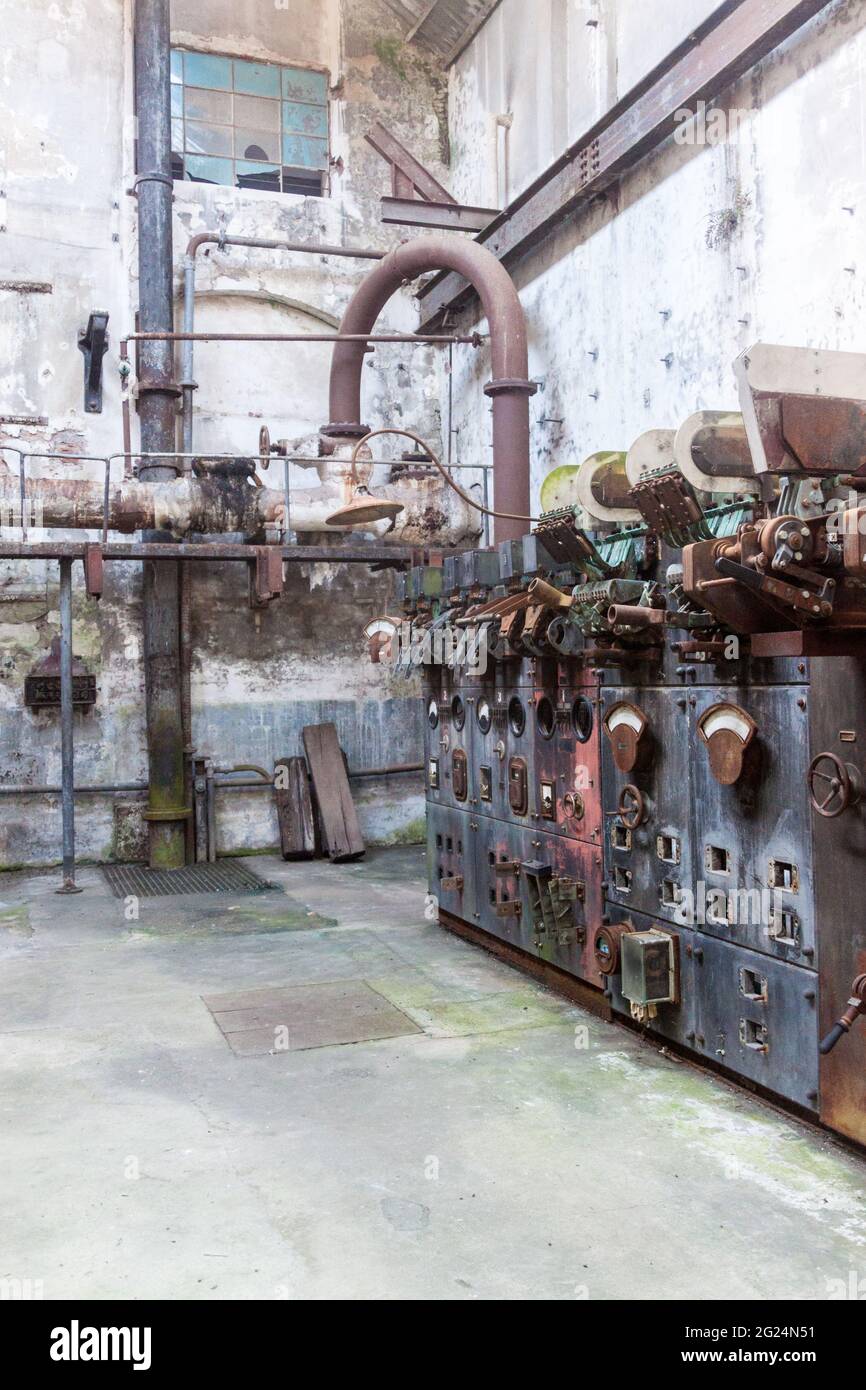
78, 310, 110, 414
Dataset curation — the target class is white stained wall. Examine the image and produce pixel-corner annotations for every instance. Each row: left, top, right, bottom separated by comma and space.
445, 0, 866, 512
0, 0, 452, 867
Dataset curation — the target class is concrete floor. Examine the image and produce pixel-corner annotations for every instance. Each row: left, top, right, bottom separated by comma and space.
2, 845, 866, 1301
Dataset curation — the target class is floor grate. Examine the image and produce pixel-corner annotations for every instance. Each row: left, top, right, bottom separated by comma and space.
101, 860, 278, 900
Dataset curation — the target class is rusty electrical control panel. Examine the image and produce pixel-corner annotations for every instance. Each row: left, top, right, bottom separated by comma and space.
393, 343, 866, 1151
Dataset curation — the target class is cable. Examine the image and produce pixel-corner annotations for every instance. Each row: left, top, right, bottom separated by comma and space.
350, 427, 539, 524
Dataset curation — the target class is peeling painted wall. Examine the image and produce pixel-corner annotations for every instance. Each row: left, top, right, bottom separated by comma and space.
445, 0, 866, 518
0, 0, 453, 867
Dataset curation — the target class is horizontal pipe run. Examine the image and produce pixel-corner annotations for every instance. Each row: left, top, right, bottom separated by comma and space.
0, 765, 424, 797
127, 332, 483, 345
0, 542, 417, 564
214, 763, 424, 784
186, 232, 387, 261
0, 783, 148, 796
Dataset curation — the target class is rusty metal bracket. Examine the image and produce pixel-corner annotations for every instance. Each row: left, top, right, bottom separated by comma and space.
248, 545, 285, 609
83, 543, 104, 599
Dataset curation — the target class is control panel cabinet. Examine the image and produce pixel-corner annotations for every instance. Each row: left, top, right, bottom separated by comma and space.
421, 534, 866, 1150
600, 685, 693, 927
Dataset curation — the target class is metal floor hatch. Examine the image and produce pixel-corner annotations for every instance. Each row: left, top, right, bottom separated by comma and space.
101, 860, 277, 899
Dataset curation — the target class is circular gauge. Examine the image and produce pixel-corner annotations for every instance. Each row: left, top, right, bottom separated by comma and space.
427, 698, 439, 729
476, 697, 492, 734
508, 696, 526, 737
572, 695, 594, 744
536, 695, 556, 740
451, 694, 465, 730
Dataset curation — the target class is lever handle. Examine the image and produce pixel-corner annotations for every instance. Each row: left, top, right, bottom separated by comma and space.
820, 975, 866, 1054
820, 1022, 849, 1055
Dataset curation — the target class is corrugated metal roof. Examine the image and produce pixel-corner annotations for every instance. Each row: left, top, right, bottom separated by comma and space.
380, 0, 502, 67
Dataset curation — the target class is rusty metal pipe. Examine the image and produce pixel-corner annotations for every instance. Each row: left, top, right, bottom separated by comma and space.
185, 232, 386, 261
527, 577, 573, 610
135, 0, 185, 870
324, 235, 536, 543
608, 604, 667, 628
2, 474, 285, 535
138, 331, 481, 343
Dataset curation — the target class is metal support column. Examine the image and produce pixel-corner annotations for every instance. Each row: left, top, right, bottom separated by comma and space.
134, 0, 187, 868
56, 558, 82, 895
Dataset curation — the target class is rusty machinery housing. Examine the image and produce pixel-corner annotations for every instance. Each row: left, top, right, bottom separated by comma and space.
393, 342, 866, 1154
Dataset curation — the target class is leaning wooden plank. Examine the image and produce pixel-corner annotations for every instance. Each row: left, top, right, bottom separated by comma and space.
274, 756, 316, 861
302, 723, 365, 863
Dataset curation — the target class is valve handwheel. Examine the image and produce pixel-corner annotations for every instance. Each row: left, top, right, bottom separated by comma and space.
808, 752, 859, 818
617, 783, 646, 830
259, 425, 272, 467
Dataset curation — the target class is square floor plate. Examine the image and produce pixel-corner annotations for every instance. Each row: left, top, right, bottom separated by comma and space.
202, 980, 422, 1055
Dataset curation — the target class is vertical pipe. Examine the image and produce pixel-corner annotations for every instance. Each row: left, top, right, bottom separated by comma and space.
283, 457, 292, 541
181, 254, 195, 457
120, 340, 133, 479
56, 559, 82, 895
135, 0, 187, 868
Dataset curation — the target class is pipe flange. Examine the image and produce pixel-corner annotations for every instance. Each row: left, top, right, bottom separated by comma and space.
483, 377, 539, 398
320, 422, 372, 440
137, 377, 184, 398
143, 806, 192, 822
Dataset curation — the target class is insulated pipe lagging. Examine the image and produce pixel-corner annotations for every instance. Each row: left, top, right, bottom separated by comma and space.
324, 235, 536, 543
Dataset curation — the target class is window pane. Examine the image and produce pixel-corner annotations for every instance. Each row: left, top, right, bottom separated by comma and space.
233, 94, 280, 131
235, 160, 281, 192
235, 128, 280, 163
184, 87, 232, 124
282, 133, 328, 170
282, 67, 328, 104
283, 169, 324, 196
171, 50, 183, 84
185, 154, 234, 185
185, 122, 233, 157
184, 52, 232, 91
171, 118, 184, 153
283, 101, 327, 138
233, 59, 280, 97
171, 84, 184, 117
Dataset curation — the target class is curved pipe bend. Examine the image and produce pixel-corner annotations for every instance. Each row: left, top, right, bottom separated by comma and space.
323, 235, 536, 542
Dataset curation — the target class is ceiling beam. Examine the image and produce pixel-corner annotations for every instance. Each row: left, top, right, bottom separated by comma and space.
381, 196, 499, 231
418, 0, 833, 326
365, 120, 456, 203
405, 0, 444, 45
379, 0, 423, 31
443, 0, 505, 67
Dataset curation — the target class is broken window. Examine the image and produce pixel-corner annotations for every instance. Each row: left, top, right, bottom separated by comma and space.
170, 50, 329, 196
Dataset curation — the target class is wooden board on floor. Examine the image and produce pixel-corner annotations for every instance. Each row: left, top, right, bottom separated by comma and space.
301, 723, 365, 863
274, 756, 316, 861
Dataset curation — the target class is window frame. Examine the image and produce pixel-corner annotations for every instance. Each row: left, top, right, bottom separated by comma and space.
169, 47, 331, 199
